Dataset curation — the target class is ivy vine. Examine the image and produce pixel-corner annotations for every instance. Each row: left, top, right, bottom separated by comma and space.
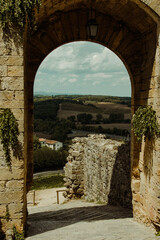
0, 0, 41, 35
13, 226, 25, 240
0, 109, 19, 167
0, 220, 5, 240
132, 106, 160, 143
3, 206, 10, 222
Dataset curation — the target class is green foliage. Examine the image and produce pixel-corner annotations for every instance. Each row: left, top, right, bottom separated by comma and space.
0, 0, 41, 33
76, 125, 129, 137
3, 206, 10, 222
13, 226, 24, 240
155, 231, 160, 236
132, 106, 160, 143
77, 113, 93, 124
34, 95, 131, 107
67, 115, 76, 122
0, 220, 5, 240
34, 118, 75, 142
34, 99, 60, 121
50, 119, 74, 142
34, 147, 68, 172
0, 109, 19, 167
33, 135, 41, 150
96, 114, 103, 122
109, 113, 124, 123
32, 173, 64, 190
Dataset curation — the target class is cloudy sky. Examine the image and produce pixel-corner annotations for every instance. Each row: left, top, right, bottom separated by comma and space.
34, 41, 131, 97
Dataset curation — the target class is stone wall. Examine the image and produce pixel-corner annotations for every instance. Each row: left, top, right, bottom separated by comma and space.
0, 30, 26, 239
0, 0, 159, 236
26, 0, 160, 230
64, 135, 132, 208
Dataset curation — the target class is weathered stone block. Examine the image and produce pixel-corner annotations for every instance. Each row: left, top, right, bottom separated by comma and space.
1, 77, 24, 91
7, 66, 24, 77
0, 168, 13, 181
7, 56, 23, 66
132, 180, 140, 193
0, 205, 6, 217
8, 203, 23, 218
0, 65, 7, 76
6, 180, 23, 190
0, 181, 6, 191
0, 191, 23, 204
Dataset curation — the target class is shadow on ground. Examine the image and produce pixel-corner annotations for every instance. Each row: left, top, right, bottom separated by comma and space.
27, 204, 132, 237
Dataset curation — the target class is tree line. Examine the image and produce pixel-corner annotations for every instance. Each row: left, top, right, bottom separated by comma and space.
68, 113, 131, 124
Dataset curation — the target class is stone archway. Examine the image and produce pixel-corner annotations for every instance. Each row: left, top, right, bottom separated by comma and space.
0, 0, 160, 237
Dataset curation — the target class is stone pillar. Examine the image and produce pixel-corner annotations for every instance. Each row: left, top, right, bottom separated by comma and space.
132, 25, 160, 229
0, 30, 26, 238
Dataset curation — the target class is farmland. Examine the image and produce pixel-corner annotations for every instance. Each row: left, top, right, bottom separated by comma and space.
57, 101, 131, 121
34, 95, 131, 140
33, 95, 131, 172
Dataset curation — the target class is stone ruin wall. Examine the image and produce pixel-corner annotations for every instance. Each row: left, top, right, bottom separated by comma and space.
64, 135, 132, 208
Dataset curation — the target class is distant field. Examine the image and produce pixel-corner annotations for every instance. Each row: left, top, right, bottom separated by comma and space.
86, 123, 131, 133
57, 101, 131, 120
94, 102, 131, 114
60, 102, 100, 112
58, 110, 109, 120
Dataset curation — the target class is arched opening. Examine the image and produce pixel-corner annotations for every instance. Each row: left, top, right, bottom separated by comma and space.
24, 0, 159, 235
26, 41, 132, 238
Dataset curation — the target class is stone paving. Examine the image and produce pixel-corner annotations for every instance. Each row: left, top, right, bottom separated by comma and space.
26, 199, 160, 240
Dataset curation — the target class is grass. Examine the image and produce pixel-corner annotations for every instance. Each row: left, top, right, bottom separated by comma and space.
31, 173, 65, 190
155, 231, 160, 236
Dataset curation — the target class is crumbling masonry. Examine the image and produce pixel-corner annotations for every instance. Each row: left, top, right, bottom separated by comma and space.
64, 135, 132, 208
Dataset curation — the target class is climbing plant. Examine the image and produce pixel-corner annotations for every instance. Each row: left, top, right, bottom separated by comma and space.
0, 109, 19, 167
0, 219, 5, 240
13, 226, 25, 240
132, 106, 160, 143
3, 206, 10, 222
0, 0, 41, 33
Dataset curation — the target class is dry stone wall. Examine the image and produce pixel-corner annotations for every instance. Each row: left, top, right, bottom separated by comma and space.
64, 135, 132, 208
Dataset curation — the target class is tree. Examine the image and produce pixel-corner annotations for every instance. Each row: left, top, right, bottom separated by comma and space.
77, 113, 93, 124
34, 146, 68, 172
96, 114, 103, 122
109, 113, 124, 123
33, 135, 41, 150
67, 115, 76, 122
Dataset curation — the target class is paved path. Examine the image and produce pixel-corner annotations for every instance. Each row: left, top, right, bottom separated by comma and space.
33, 170, 64, 179
26, 198, 159, 240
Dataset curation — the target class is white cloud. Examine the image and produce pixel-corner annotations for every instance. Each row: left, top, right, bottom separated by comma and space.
84, 73, 112, 81
34, 41, 131, 97
68, 78, 77, 83
92, 81, 100, 86
57, 77, 67, 83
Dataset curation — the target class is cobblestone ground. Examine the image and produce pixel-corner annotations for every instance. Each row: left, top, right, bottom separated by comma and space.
26, 199, 160, 240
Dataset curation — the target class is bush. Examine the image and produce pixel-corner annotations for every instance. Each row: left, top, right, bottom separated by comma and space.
34, 147, 68, 172
132, 106, 159, 142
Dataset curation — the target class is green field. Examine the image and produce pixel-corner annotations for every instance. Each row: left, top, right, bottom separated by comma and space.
31, 173, 64, 190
